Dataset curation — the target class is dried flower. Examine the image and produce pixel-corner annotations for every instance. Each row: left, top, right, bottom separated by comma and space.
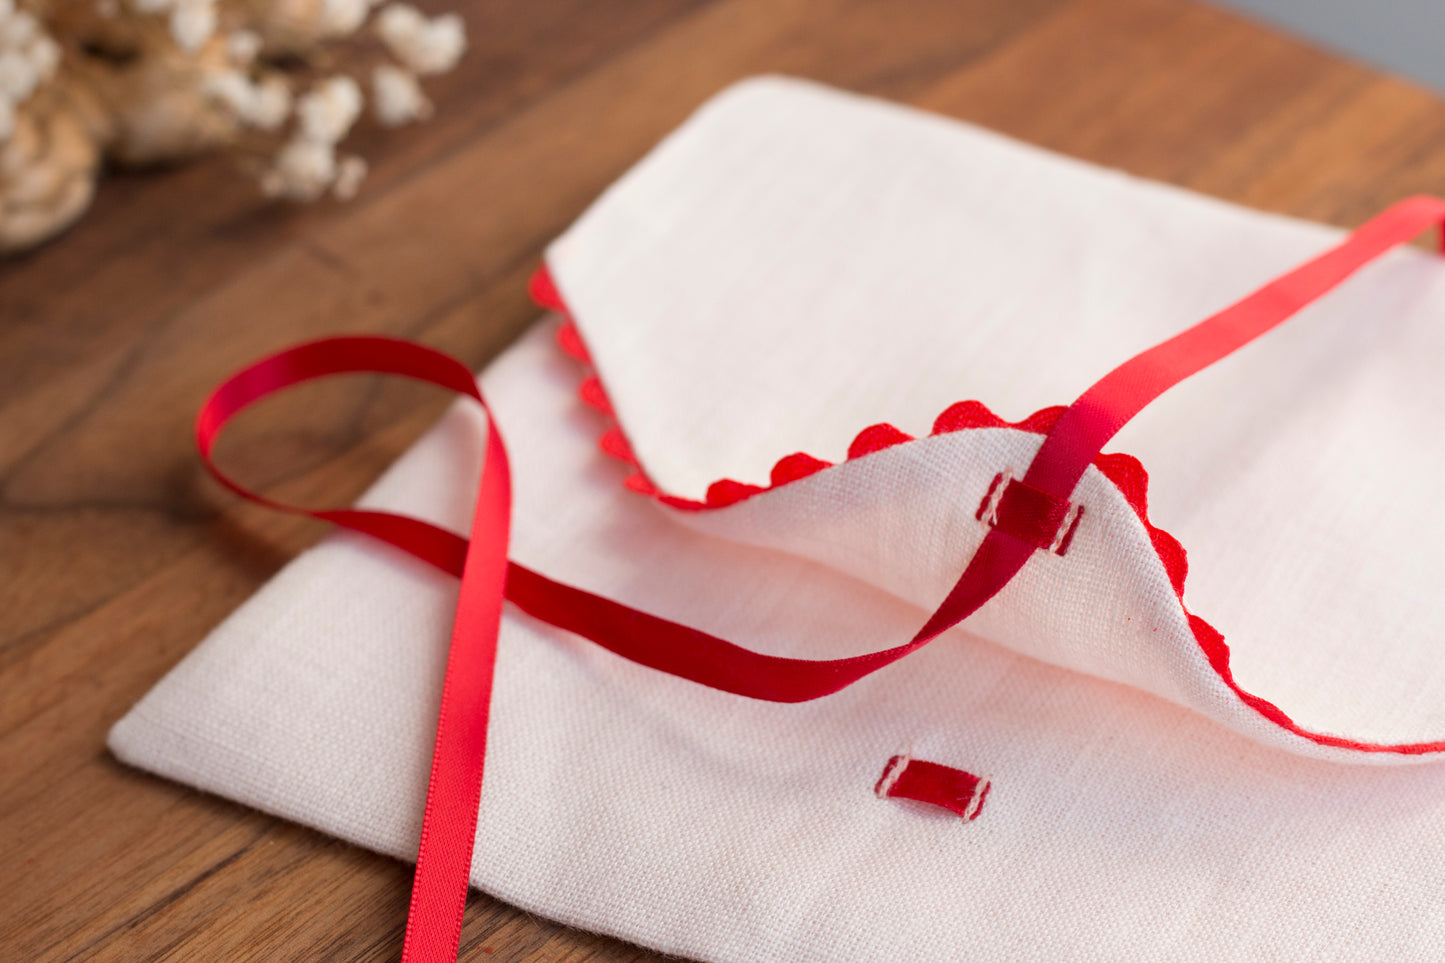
0, 4, 39, 43
169, 0, 217, 51
370, 63, 428, 126
203, 69, 291, 130
249, 75, 290, 129
0, 84, 99, 252
295, 74, 361, 143
0, 9, 56, 98
226, 29, 262, 64
28, 30, 57, 74
0, 0, 467, 251
375, 4, 463, 76
0, 48, 39, 102
332, 151, 364, 198
262, 135, 334, 200
0, 3, 58, 143
318, 0, 367, 36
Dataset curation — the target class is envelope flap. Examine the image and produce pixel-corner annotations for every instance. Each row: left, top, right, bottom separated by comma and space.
545, 77, 1445, 760
544, 76, 1330, 499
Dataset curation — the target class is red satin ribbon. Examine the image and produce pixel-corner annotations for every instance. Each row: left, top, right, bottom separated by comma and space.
197, 196, 1445, 962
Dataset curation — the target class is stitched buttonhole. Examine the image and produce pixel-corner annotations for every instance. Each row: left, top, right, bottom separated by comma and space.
875, 755, 991, 821
974, 470, 1011, 525
979, 473, 1081, 557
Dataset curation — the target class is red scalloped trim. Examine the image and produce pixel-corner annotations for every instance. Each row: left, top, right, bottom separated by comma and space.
535, 266, 1443, 756
849, 423, 915, 458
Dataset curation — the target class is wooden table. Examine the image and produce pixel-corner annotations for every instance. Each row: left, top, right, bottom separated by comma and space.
5, 0, 1445, 958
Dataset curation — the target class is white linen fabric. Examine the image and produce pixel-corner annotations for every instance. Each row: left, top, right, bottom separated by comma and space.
112, 77, 1445, 961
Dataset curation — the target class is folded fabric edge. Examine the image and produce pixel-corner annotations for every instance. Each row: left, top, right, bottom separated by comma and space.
536, 269, 1445, 763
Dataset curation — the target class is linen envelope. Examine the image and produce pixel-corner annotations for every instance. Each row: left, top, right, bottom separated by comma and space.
111, 77, 1445, 961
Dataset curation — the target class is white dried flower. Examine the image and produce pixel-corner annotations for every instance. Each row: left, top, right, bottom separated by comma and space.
319, 0, 368, 36
226, 29, 262, 65
129, 0, 173, 15
0, 9, 39, 47
371, 64, 430, 127
375, 2, 423, 41
27, 35, 59, 81
414, 12, 464, 74
249, 76, 291, 130
169, 0, 216, 52
201, 69, 250, 112
376, 4, 465, 76
262, 137, 335, 201
296, 75, 362, 144
0, 7, 60, 122
203, 71, 293, 131
0, 49, 37, 102
332, 153, 366, 199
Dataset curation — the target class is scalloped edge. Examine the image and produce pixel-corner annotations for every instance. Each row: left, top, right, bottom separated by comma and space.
531, 265, 1445, 757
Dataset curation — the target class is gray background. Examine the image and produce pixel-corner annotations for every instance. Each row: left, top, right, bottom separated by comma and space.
1214, 1, 1445, 93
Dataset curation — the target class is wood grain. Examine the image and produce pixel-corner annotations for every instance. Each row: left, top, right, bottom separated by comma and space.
4, 0, 1444, 959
